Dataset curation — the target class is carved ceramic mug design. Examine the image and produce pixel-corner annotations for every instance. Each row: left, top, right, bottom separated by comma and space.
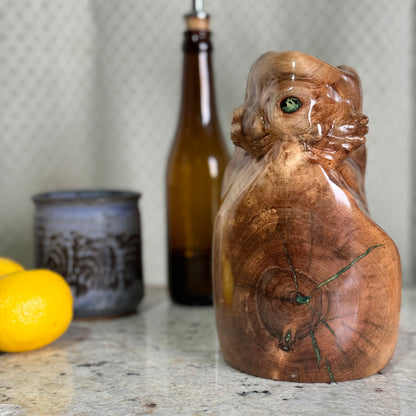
213, 51, 401, 383
33, 190, 144, 318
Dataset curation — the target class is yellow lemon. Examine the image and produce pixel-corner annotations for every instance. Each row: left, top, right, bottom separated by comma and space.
0, 256, 24, 276
0, 269, 73, 353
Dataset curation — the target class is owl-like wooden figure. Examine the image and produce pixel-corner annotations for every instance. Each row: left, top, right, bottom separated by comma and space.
213, 51, 401, 383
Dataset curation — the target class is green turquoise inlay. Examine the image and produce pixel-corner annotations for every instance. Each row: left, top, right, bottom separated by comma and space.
280, 97, 302, 113
278, 230, 298, 290
270, 233, 385, 383
312, 244, 384, 293
308, 305, 344, 350
309, 330, 321, 367
325, 358, 335, 383
296, 294, 311, 304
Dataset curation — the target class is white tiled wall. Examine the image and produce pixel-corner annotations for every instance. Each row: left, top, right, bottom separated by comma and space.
0, 0, 414, 286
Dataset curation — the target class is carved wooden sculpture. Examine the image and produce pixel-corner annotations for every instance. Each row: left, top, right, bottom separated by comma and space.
213, 51, 401, 383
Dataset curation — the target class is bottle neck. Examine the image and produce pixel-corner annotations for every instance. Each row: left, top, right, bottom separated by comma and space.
178, 30, 219, 127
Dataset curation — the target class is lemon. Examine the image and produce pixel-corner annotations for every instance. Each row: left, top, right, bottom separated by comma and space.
0, 256, 24, 276
0, 269, 73, 353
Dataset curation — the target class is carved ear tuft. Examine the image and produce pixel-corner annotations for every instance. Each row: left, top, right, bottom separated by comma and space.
230, 106, 245, 146
231, 105, 271, 159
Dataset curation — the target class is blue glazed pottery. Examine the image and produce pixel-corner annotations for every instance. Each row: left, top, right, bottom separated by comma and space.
32, 190, 144, 318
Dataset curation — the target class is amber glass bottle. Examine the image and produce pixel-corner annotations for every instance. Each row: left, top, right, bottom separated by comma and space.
166, 4, 229, 305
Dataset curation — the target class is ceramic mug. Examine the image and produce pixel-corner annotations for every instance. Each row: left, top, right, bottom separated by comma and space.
32, 190, 144, 318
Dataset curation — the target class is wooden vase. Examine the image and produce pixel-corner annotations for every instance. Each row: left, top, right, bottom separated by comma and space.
213, 51, 401, 383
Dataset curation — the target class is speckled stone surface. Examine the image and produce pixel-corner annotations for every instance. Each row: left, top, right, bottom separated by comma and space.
0, 287, 415, 416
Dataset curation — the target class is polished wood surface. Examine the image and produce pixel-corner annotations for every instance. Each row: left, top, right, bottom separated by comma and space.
213, 51, 401, 383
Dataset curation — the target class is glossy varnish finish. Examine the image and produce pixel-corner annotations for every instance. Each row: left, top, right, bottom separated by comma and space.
213, 51, 401, 382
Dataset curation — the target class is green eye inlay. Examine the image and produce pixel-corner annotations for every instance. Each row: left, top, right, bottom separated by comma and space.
280, 97, 302, 113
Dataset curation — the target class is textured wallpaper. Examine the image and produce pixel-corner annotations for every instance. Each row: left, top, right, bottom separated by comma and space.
0, 0, 414, 286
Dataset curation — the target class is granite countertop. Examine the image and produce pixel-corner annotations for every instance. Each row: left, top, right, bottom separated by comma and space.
0, 286, 415, 416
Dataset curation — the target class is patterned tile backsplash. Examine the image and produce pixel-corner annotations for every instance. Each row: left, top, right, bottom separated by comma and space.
0, 0, 414, 285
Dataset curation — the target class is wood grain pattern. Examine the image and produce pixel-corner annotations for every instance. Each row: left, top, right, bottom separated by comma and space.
213, 51, 401, 383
